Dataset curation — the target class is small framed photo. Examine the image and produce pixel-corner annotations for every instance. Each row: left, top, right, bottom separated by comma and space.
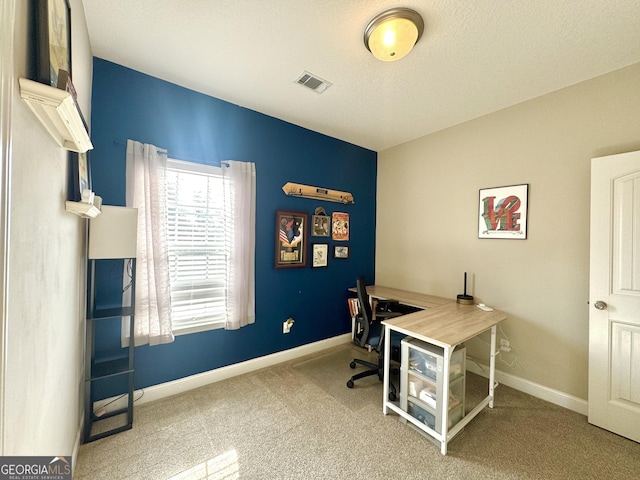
78, 151, 90, 194
276, 211, 308, 268
36, 0, 72, 87
68, 151, 91, 202
312, 244, 328, 268
478, 184, 528, 239
334, 245, 349, 259
332, 212, 349, 241
312, 214, 330, 236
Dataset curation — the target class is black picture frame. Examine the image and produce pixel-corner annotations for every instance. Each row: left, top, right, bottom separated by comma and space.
334, 245, 349, 259
36, 0, 72, 87
68, 151, 90, 202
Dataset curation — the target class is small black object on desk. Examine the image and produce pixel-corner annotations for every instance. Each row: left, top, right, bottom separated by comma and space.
457, 272, 474, 305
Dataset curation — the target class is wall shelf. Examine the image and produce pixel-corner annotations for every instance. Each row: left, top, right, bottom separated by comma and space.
282, 182, 354, 204
65, 201, 101, 218
19, 77, 93, 153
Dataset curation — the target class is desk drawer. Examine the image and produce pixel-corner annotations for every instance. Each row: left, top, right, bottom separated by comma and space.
408, 349, 438, 381
406, 400, 464, 434
403, 338, 465, 381
406, 371, 464, 411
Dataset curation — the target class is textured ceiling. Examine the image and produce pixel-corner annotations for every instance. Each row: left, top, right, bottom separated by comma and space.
81, 0, 640, 151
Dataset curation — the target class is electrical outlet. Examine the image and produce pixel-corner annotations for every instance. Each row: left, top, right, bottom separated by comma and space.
283, 318, 294, 334
500, 338, 512, 352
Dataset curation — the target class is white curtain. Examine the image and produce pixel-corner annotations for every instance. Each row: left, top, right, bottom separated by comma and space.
123, 140, 174, 346
222, 160, 256, 330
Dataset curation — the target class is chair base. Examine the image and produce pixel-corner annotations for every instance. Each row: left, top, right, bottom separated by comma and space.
347, 357, 397, 401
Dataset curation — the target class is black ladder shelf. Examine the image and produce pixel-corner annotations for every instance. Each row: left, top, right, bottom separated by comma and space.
83, 258, 136, 443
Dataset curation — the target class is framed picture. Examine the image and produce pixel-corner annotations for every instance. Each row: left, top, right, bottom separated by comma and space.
478, 184, 528, 239
78, 151, 90, 194
275, 211, 308, 268
332, 212, 349, 241
312, 214, 330, 236
36, 0, 72, 88
334, 245, 349, 259
68, 151, 90, 202
312, 244, 329, 268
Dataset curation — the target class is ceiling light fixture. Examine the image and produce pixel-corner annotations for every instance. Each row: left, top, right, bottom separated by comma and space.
363, 7, 424, 62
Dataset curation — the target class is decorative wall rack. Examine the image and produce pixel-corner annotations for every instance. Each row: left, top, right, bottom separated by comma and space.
19, 77, 93, 153
282, 182, 354, 204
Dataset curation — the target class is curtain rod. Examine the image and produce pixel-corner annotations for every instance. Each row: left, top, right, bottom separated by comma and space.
112, 139, 228, 167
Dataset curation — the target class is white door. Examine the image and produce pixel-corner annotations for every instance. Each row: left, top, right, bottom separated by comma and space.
588, 150, 640, 442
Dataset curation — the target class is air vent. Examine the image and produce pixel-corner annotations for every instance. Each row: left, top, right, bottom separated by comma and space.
295, 71, 332, 94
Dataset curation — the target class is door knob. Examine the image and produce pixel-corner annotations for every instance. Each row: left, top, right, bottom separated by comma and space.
594, 300, 607, 310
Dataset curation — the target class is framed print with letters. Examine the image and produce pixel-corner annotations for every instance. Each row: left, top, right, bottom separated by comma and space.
312, 244, 328, 268
478, 184, 528, 239
332, 212, 349, 241
276, 211, 308, 268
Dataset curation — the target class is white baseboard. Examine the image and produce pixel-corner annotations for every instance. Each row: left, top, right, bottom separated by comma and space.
95, 333, 353, 413
94, 334, 588, 418
466, 359, 588, 416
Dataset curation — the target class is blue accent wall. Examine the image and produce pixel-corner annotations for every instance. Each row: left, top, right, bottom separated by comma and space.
90, 58, 378, 393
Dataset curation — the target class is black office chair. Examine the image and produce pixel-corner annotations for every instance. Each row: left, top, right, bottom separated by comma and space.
346, 276, 403, 400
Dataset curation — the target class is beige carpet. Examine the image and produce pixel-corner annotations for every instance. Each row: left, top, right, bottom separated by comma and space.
75, 343, 640, 479
292, 344, 386, 411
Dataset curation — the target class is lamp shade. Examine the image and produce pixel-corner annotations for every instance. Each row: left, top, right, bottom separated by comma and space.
88, 206, 138, 259
364, 8, 424, 62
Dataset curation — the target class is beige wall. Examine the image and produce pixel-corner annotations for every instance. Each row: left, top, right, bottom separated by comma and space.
377, 63, 640, 401
1, 0, 92, 456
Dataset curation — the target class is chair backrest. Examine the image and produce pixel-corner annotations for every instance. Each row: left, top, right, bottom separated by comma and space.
356, 275, 373, 324
354, 276, 383, 349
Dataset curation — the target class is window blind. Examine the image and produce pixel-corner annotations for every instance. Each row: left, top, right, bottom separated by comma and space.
166, 161, 226, 332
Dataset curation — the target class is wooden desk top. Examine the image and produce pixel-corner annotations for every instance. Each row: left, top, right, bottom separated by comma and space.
382, 302, 507, 349
348, 284, 454, 309
349, 284, 507, 349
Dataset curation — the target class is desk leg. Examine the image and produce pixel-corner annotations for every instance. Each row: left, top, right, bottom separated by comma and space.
440, 345, 452, 455
382, 325, 390, 415
351, 315, 355, 341
489, 325, 497, 408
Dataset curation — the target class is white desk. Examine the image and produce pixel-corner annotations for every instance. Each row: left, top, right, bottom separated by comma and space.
358, 285, 507, 455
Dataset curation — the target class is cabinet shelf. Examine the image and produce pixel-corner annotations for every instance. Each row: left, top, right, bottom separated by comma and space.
19, 77, 93, 153
91, 358, 133, 380
407, 367, 465, 386
407, 390, 463, 413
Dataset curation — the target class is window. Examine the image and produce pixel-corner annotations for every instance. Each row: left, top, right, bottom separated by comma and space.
166, 159, 226, 334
